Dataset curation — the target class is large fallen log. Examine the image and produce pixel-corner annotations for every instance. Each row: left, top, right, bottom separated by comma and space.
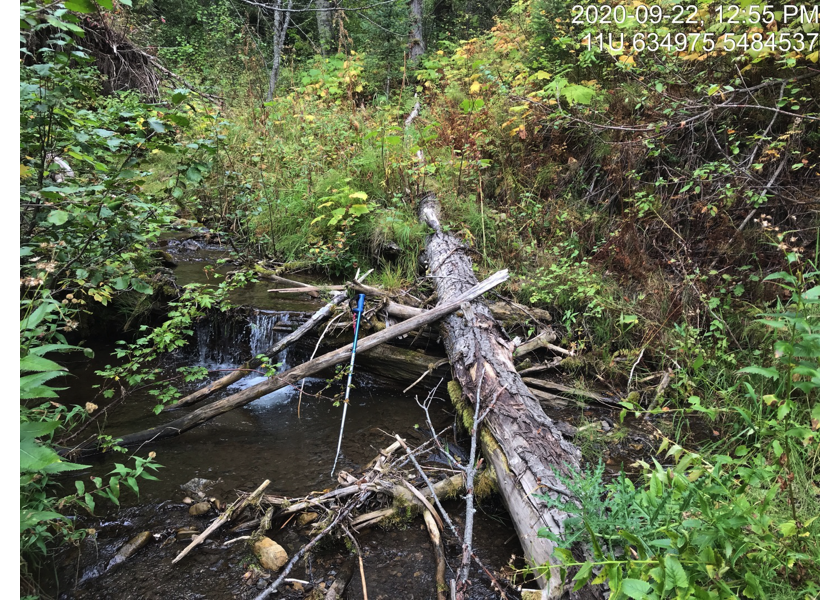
419, 195, 603, 600
70, 270, 508, 455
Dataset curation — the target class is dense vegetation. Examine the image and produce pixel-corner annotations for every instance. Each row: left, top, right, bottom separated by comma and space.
20, 0, 819, 598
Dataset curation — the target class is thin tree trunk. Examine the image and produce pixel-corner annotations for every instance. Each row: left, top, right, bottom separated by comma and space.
315, 0, 334, 55
408, 0, 425, 63
267, 0, 293, 102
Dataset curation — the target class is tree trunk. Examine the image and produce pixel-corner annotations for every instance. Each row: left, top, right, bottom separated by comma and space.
315, 0, 334, 54
419, 195, 604, 600
267, 0, 292, 102
407, 0, 425, 63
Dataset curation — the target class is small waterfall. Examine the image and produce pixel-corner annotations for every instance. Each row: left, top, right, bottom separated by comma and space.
191, 310, 290, 369
192, 310, 249, 366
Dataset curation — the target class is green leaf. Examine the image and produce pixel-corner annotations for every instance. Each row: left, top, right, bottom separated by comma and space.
65, 0, 98, 12
20, 370, 66, 392
113, 275, 131, 291
75, 480, 86, 496
170, 89, 188, 104
20, 510, 68, 532
621, 579, 652, 599
777, 401, 791, 420
743, 571, 764, 599
47, 210, 69, 225
42, 460, 88, 474
802, 285, 820, 300
147, 119, 165, 133
20, 385, 62, 400
96, 0, 114, 9
20, 421, 61, 439
664, 555, 688, 590
738, 366, 779, 380
20, 438, 61, 472
20, 355, 65, 373
29, 343, 86, 356
572, 561, 593, 592
348, 204, 370, 216
563, 85, 596, 105
131, 278, 154, 295
185, 166, 202, 183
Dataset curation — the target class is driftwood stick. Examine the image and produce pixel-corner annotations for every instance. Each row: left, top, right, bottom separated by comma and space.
424, 509, 448, 600
325, 556, 356, 600
172, 479, 270, 564
517, 356, 566, 375
396, 435, 509, 600
78, 270, 508, 454
358, 553, 369, 600
522, 377, 619, 406
350, 281, 423, 307
403, 358, 449, 394
513, 330, 557, 357
268, 285, 345, 293
545, 343, 575, 356
399, 477, 444, 531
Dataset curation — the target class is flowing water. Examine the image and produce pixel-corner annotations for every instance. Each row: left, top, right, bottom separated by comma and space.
46, 233, 526, 600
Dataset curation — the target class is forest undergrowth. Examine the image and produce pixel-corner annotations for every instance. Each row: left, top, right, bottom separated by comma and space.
20, 1, 819, 598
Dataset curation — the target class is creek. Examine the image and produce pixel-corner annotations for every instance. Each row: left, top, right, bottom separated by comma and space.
46, 232, 525, 600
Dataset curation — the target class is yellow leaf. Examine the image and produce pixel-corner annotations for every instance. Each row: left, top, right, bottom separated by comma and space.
20, 164, 32, 179
807, 51, 819, 63
348, 191, 368, 200
618, 55, 635, 66
470, 81, 481, 94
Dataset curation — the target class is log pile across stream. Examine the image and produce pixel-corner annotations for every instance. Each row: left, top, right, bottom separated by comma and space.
67, 198, 616, 598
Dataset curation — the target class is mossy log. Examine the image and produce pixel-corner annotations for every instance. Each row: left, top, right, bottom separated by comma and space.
419, 195, 605, 600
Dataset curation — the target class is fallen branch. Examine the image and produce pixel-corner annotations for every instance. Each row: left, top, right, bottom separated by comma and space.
267, 285, 345, 294
513, 330, 557, 357
172, 479, 270, 564
521, 377, 618, 405
424, 508, 447, 600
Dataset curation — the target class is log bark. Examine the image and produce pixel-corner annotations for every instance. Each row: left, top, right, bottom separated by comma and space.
419, 195, 603, 600
77, 271, 508, 454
